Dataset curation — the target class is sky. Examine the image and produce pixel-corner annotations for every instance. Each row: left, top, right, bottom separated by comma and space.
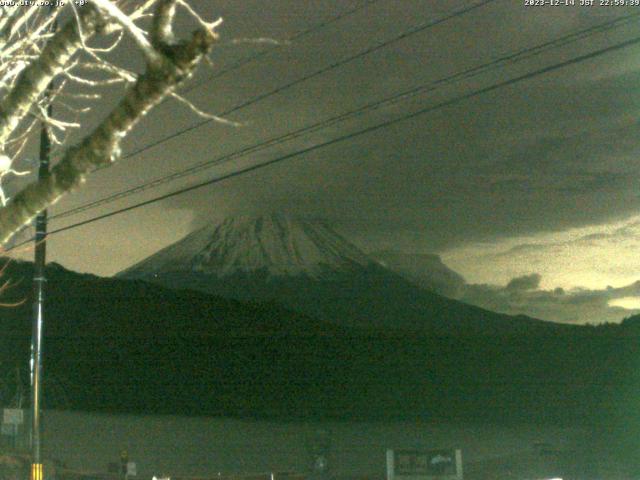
8, 0, 640, 325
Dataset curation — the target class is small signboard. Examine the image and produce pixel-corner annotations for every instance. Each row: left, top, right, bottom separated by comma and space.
126, 462, 137, 476
387, 449, 463, 480
3, 409, 23, 425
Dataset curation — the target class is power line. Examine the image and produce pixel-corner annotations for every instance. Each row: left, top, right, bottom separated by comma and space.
0, 0, 385, 246
3, 0, 499, 250
181, 0, 384, 95
22, 32, 640, 246
49, 11, 640, 221
125, 0, 383, 117
94, 0, 498, 169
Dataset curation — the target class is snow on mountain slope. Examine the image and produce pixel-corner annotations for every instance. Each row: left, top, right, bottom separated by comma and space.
120, 213, 373, 279
118, 213, 558, 333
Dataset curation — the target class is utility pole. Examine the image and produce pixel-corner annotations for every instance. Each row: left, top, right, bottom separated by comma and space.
30, 98, 50, 480
30, 7, 55, 480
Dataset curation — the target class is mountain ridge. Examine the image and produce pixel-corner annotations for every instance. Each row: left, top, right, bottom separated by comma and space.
0, 257, 634, 430
118, 213, 561, 334
121, 213, 373, 279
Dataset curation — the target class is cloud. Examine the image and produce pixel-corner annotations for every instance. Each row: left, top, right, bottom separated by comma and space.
458, 274, 640, 325
442, 213, 640, 291
36, 0, 640, 312
362, 248, 636, 324
371, 246, 640, 324
166, 13, 640, 263
368, 250, 466, 298
506, 273, 541, 291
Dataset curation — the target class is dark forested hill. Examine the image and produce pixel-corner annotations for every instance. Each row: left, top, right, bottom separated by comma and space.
0, 260, 635, 430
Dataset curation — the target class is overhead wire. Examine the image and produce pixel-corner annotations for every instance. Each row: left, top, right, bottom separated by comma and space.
49, 10, 640, 222
180, 0, 384, 95
3, 0, 500, 249
11, 31, 640, 249
93, 0, 499, 170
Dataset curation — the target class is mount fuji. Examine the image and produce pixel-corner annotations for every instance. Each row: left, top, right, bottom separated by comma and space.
118, 213, 556, 334
121, 213, 373, 279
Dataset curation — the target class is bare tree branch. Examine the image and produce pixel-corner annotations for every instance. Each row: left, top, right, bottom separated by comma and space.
92, 0, 161, 65
0, 5, 107, 149
151, 0, 178, 47
0, 2, 219, 244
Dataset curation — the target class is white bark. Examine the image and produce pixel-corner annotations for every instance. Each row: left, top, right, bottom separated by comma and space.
0, 5, 106, 147
0, 0, 220, 245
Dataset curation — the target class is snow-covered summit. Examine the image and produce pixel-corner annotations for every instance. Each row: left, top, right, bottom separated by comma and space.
120, 213, 374, 279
